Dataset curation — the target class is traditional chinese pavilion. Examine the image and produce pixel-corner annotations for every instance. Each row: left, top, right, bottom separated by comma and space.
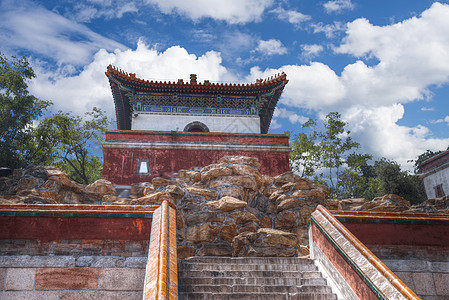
102, 65, 291, 186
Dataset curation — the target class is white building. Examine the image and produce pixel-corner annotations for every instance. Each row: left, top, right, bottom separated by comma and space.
419, 150, 449, 199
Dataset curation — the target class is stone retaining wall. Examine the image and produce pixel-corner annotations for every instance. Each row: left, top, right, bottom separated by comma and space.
381, 259, 449, 299
331, 209, 449, 299
0, 256, 146, 300
310, 206, 418, 300
370, 245, 449, 300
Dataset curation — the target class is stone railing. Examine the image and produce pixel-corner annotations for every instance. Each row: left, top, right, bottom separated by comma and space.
332, 209, 449, 299
144, 200, 178, 299
309, 205, 419, 300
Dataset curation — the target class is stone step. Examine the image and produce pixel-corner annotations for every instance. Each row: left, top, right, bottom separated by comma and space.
178, 292, 336, 300
179, 262, 318, 272
179, 270, 315, 278
182, 257, 315, 265
179, 276, 327, 286
179, 284, 332, 294
178, 256, 336, 300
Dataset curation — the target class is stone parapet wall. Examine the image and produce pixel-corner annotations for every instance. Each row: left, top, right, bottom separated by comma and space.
310, 206, 418, 300
330, 209, 449, 299
369, 245, 449, 299
0, 239, 148, 257
0, 204, 155, 299
0, 255, 145, 299
381, 259, 449, 299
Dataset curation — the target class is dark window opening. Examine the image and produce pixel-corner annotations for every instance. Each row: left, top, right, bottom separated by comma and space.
184, 121, 209, 132
434, 184, 445, 198
136, 159, 151, 176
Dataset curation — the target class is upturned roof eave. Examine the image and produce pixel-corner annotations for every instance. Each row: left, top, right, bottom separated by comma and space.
105, 65, 288, 95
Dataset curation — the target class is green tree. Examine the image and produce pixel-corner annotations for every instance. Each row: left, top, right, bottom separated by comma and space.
289, 112, 364, 198
0, 54, 109, 184
288, 119, 323, 177
320, 112, 361, 197
36, 108, 110, 184
337, 153, 373, 199
0, 53, 52, 168
372, 158, 426, 204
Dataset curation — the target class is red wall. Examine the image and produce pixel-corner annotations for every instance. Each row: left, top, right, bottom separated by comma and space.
311, 222, 379, 300
0, 216, 152, 241
103, 131, 291, 185
105, 131, 289, 144
341, 222, 449, 247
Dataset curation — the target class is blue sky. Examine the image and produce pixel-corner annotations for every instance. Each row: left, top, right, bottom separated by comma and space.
1, 0, 449, 169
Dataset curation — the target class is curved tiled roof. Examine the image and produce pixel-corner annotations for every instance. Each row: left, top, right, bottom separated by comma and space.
105, 65, 288, 133
106, 65, 288, 92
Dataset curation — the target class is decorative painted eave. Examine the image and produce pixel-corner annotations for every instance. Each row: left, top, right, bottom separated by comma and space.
106, 64, 288, 133
105, 64, 288, 94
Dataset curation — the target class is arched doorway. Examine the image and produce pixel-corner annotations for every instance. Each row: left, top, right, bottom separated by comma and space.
184, 121, 209, 132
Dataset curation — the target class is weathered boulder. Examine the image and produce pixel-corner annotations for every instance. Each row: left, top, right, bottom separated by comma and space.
185, 211, 225, 227
256, 228, 299, 247
275, 211, 297, 229
227, 210, 259, 225
165, 185, 185, 198
198, 244, 232, 256
210, 175, 258, 191
130, 182, 153, 198
186, 224, 219, 243
220, 224, 237, 242
217, 185, 245, 200
177, 246, 196, 259
274, 171, 302, 186
186, 187, 218, 200
177, 170, 200, 183
207, 196, 248, 212
405, 196, 449, 214
277, 198, 308, 212
152, 177, 176, 189
16, 177, 43, 191
232, 164, 263, 188
326, 199, 342, 210
359, 194, 410, 212
232, 228, 299, 257
132, 191, 175, 207
0, 166, 118, 204
84, 179, 116, 196
201, 165, 233, 182
295, 178, 313, 190
339, 198, 367, 210
218, 156, 261, 169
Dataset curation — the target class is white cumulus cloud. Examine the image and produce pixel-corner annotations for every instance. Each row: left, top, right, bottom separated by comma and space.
301, 44, 324, 60
270, 7, 311, 27
255, 39, 288, 56
323, 0, 354, 14
274, 108, 309, 125
0, 0, 125, 66
145, 0, 274, 24
250, 3, 449, 166
30, 41, 235, 120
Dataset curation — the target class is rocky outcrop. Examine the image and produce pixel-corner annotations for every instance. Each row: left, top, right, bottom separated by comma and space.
156, 157, 329, 259
404, 196, 449, 214
0, 166, 116, 204
332, 194, 449, 214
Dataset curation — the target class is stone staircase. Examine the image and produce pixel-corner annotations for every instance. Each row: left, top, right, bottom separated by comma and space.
178, 257, 337, 300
